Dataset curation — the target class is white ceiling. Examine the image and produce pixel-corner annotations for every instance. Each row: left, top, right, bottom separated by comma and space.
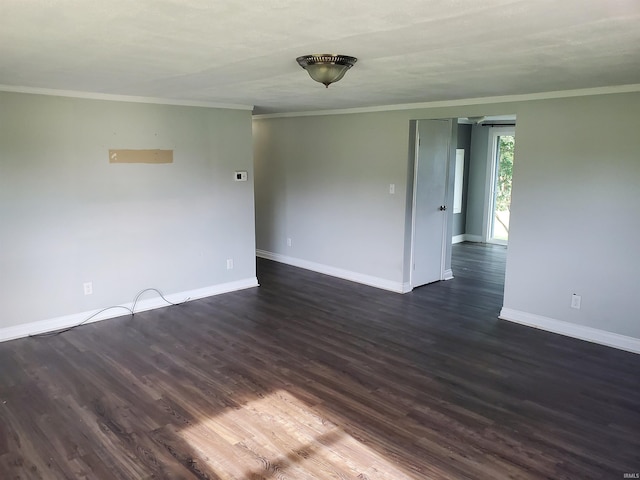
1, 0, 639, 114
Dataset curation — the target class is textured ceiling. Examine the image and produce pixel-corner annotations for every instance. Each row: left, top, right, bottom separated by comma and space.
1, 0, 639, 114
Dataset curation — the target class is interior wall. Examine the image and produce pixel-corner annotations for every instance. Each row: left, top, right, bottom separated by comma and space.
465, 124, 491, 238
254, 106, 517, 289
453, 123, 472, 237
503, 92, 640, 338
0, 92, 256, 330
254, 112, 410, 286
254, 91, 640, 344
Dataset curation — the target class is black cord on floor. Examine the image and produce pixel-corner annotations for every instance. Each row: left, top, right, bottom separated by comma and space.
29, 288, 189, 338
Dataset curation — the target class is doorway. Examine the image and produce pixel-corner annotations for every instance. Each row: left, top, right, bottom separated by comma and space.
408, 116, 516, 292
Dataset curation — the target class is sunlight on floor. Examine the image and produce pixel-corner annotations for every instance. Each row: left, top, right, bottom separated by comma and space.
180, 388, 420, 479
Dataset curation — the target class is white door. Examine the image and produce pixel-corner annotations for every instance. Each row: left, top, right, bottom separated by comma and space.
411, 119, 451, 288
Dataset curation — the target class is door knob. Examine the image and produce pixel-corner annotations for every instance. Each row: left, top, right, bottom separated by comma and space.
439, 205, 447, 211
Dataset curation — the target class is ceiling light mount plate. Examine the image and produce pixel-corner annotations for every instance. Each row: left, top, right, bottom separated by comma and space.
296, 54, 357, 88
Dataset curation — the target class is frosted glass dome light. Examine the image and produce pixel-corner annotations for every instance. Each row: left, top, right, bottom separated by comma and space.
296, 54, 357, 88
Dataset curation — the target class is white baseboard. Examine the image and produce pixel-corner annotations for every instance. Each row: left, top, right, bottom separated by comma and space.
465, 234, 484, 243
452, 235, 466, 244
443, 269, 454, 280
257, 249, 407, 293
499, 308, 640, 355
452, 234, 483, 244
0, 277, 259, 343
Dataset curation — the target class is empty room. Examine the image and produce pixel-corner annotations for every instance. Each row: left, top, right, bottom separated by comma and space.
1, 1, 639, 479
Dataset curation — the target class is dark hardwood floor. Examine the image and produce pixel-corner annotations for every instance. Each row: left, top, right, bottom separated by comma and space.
1, 242, 638, 479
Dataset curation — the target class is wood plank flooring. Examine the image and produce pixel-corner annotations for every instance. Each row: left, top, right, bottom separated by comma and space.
1, 242, 639, 479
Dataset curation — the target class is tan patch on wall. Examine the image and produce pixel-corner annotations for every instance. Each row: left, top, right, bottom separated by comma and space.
109, 149, 173, 164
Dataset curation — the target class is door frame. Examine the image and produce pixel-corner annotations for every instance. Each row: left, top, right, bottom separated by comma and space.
483, 126, 516, 244
409, 126, 421, 288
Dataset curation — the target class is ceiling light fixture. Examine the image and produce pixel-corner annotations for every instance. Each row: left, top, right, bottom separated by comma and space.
296, 54, 357, 88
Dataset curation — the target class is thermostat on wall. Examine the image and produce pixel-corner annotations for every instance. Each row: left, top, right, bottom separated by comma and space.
234, 171, 248, 181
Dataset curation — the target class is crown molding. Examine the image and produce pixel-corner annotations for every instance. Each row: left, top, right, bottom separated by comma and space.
253, 83, 640, 119
3, 82, 638, 117
0, 84, 254, 111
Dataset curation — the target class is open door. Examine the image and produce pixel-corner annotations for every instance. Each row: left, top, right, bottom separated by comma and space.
410, 119, 452, 288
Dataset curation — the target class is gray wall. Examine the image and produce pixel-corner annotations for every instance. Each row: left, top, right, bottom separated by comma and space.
254, 112, 411, 284
0, 92, 256, 329
503, 93, 640, 338
453, 123, 472, 236
254, 91, 640, 340
465, 124, 491, 238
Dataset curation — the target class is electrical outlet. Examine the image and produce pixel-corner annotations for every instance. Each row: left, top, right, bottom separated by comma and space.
389, 183, 395, 194
83, 282, 93, 295
287, 238, 292, 247
226, 258, 234, 270
571, 294, 581, 309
